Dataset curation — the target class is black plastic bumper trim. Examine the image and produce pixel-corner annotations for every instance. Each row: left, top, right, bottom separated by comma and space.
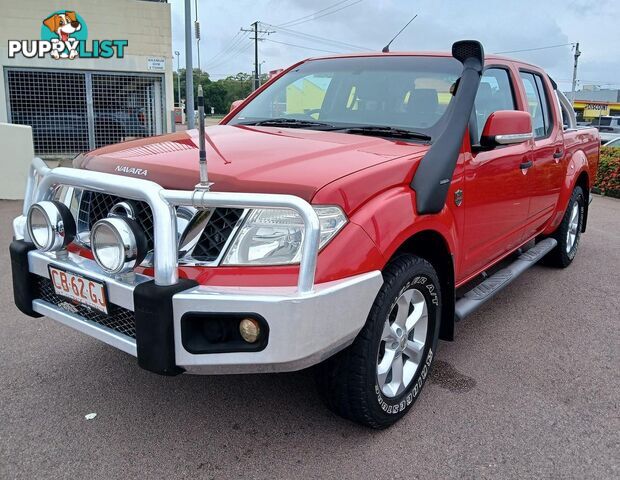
133, 279, 198, 376
9, 240, 43, 318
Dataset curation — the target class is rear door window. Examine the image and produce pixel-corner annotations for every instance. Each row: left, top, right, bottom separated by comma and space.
520, 71, 553, 138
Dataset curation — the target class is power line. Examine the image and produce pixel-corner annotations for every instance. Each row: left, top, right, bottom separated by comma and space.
276, 0, 352, 27
202, 38, 251, 70
556, 78, 620, 86
204, 41, 253, 71
202, 31, 246, 68
205, 32, 243, 61
200, 4, 370, 74
266, 23, 369, 51
494, 43, 574, 54
263, 38, 342, 54
262, 22, 371, 51
279, 0, 364, 28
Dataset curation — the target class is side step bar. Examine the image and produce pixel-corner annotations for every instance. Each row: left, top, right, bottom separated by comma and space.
455, 238, 558, 322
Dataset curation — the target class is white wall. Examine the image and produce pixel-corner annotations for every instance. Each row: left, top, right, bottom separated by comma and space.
0, 123, 34, 200
0, 0, 174, 131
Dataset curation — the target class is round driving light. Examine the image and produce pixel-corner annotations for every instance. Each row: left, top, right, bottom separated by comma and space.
27, 201, 76, 252
239, 318, 261, 343
91, 217, 147, 274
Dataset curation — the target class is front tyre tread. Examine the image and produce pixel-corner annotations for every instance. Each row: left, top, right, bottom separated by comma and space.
315, 254, 441, 429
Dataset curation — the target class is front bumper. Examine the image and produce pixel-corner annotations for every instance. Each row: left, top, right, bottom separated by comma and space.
11, 241, 383, 375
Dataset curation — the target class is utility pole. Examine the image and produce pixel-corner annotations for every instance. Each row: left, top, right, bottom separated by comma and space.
241, 22, 274, 91
253, 22, 259, 91
184, 0, 195, 129
570, 42, 581, 106
174, 50, 181, 106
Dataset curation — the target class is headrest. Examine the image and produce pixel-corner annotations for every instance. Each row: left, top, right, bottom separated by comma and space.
476, 82, 493, 102
409, 88, 438, 113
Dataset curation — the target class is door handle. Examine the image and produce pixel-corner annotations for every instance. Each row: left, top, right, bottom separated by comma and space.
520, 160, 533, 169
553, 150, 564, 159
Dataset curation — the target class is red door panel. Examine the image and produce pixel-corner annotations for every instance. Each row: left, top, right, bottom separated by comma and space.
461, 144, 531, 279
518, 72, 565, 238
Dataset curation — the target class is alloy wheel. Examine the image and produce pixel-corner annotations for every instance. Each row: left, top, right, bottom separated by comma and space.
376, 288, 428, 398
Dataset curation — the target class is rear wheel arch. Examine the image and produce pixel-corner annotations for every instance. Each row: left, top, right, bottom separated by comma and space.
390, 230, 455, 341
575, 171, 590, 232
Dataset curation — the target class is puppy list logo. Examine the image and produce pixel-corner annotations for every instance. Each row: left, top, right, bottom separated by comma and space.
8, 10, 128, 60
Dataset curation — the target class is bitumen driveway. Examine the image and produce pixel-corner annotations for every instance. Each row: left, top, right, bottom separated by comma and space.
0, 197, 618, 479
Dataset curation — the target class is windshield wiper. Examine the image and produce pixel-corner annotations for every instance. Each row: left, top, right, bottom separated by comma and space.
237, 118, 336, 129
343, 125, 431, 141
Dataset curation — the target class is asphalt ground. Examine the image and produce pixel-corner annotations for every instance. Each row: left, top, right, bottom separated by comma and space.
0, 196, 618, 479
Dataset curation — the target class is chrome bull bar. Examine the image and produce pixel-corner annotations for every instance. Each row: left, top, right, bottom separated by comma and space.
23, 158, 321, 293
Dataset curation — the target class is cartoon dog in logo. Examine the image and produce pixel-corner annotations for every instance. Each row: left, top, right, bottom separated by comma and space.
42, 11, 81, 59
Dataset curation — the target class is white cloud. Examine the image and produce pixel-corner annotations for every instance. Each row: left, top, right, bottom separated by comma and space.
170, 0, 619, 89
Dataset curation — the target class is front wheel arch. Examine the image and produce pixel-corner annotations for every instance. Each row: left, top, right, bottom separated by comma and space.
391, 230, 455, 341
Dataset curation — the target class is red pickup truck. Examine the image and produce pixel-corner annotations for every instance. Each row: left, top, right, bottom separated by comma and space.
10, 41, 599, 428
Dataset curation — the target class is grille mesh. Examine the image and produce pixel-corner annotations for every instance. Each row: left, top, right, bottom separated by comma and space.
77, 191, 243, 263
78, 191, 154, 249
192, 208, 244, 261
36, 277, 136, 339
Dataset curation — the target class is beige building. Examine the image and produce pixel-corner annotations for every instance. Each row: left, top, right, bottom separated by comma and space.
0, 0, 174, 160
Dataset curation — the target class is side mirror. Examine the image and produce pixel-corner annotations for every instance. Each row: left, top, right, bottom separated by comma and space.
480, 110, 533, 147
229, 99, 244, 113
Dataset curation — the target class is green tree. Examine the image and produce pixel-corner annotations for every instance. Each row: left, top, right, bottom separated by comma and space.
174, 69, 254, 115
203, 82, 228, 114
174, 68, 211, 109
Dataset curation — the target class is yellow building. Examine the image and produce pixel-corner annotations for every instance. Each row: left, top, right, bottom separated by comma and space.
571, 88, 620, 122
573, 100, 620, 122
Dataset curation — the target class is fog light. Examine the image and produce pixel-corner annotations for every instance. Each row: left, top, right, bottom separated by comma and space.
239, 318, 260, 343
91, 217, 147, 274
27, 201, 76, 252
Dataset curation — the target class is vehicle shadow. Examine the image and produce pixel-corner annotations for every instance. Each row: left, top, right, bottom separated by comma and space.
46, 337, 382, 450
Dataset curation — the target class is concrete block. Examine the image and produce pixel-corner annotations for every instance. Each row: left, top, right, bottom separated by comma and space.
0, 123, 34, 200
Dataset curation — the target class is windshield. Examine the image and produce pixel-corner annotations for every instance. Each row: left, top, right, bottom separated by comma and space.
229, 56, 461, 136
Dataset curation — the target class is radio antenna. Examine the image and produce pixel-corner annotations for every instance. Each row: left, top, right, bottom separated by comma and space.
196, 84, 212, 190
382, 14, 418, 53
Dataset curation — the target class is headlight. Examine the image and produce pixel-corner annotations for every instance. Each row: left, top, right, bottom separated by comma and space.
26, 201, 76, 252
222, 206, 347, 265
91, 217, 147, 274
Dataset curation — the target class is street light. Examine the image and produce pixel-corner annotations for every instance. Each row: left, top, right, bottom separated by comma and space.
174, 50, 181, 107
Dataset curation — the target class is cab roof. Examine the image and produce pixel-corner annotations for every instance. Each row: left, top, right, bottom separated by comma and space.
301, 50, 543, 71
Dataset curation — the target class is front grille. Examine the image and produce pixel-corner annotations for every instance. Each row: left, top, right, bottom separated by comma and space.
77, 191, 243, 262
36, 277, 136, 339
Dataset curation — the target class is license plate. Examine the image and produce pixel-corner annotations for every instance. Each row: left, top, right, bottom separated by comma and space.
47, 266, 108, 314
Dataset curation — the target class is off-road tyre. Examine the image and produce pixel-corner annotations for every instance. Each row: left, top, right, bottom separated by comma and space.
315, 254, 441, 429
545, 186, 585, 268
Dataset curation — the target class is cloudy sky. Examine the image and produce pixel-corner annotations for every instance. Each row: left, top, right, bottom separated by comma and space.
169, 0, 619, 91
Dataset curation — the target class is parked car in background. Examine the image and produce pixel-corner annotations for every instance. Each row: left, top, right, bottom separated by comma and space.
591, 115, 620, 142
11, 41, 599, 428
10, 107, 148, 154
603, 136, 620, 147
